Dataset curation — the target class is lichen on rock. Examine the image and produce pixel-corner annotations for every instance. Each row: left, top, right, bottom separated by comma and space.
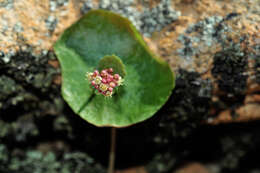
0, 143, 105, 173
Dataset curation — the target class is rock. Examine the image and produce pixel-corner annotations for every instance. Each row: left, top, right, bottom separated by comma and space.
0, 144, 106, 173
174, 163, 211, 173
0, 0, 260, 172
116, 167, 148, 173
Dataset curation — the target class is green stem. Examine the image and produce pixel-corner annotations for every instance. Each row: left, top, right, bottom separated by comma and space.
108, 127, 116, 173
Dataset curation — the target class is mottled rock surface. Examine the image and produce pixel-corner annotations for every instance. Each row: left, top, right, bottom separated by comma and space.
0, 0, 260, 173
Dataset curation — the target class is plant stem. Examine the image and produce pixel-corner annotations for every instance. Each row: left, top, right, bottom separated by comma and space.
108, 127, 116, 173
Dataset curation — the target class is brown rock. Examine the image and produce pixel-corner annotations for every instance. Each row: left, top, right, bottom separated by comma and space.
174, 163, 210, 173
116, 166, 148, 173
209, 104, 260, 125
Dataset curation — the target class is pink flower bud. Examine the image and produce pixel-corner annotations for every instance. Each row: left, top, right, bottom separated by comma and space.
93, 70, 99, 76
102, 91, 107, 95
108, 68, 113, 74
114, 74, 120, 80
100, 74, 105, 77
107, 74, 113, 81
102, 78, 107, 83
108, 87, 113, 92
107, 78, 112, 83
101, 70, 106, 74
91, 81, 95, 86
109, 82, 116, 88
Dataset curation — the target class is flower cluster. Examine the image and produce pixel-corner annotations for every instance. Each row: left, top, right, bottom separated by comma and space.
86, 68, 124, 97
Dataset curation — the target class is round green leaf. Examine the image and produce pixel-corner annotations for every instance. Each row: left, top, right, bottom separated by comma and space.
54, 9, 175, 127
98, 55, 126, 77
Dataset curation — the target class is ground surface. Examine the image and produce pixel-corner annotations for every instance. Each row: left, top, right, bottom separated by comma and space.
0, 0, 259, 173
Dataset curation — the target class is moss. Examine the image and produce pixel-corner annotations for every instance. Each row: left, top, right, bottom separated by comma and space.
0, 76, 22, 100
0, 144, 105, 173
0, 120, 13, 138
146, 69, 213, 173
212, 46, 248, 95
158, 69, 212, 138
0, 50, 107, 172
0, 144, 8, 165
211, 41, 249, 117
0, 51, 63, 143
0, 51, 60, 114
254, 49, 260, 84
219, 133, 253, 170
4, 51, 57, 90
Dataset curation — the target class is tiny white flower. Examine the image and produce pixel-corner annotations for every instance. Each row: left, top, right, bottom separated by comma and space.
105, 91, 113, 97
117, 77, 124, 86
100, 83, 108, 92
86, 72, 94, 81
94, 76, 102, 85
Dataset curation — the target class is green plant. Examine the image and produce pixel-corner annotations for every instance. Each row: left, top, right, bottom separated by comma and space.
54, 9, 175, 173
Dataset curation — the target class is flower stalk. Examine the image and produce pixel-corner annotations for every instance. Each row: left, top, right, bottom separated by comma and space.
108, 127, 116, 173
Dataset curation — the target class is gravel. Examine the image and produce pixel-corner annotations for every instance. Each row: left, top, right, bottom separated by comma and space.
45, 15, 58, 32
0, 50, 15, 64
98, 0, 142, 31
0, 0, 14, 10
13, 22, 24, 33
177, 16, 227, 60
81, 0, 95, 14
49, 0, 69, 11
140, 0, 180, 37
81, 0, 180, 36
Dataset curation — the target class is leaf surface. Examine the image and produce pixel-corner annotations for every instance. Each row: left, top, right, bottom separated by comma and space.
54, 10, 175, 127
